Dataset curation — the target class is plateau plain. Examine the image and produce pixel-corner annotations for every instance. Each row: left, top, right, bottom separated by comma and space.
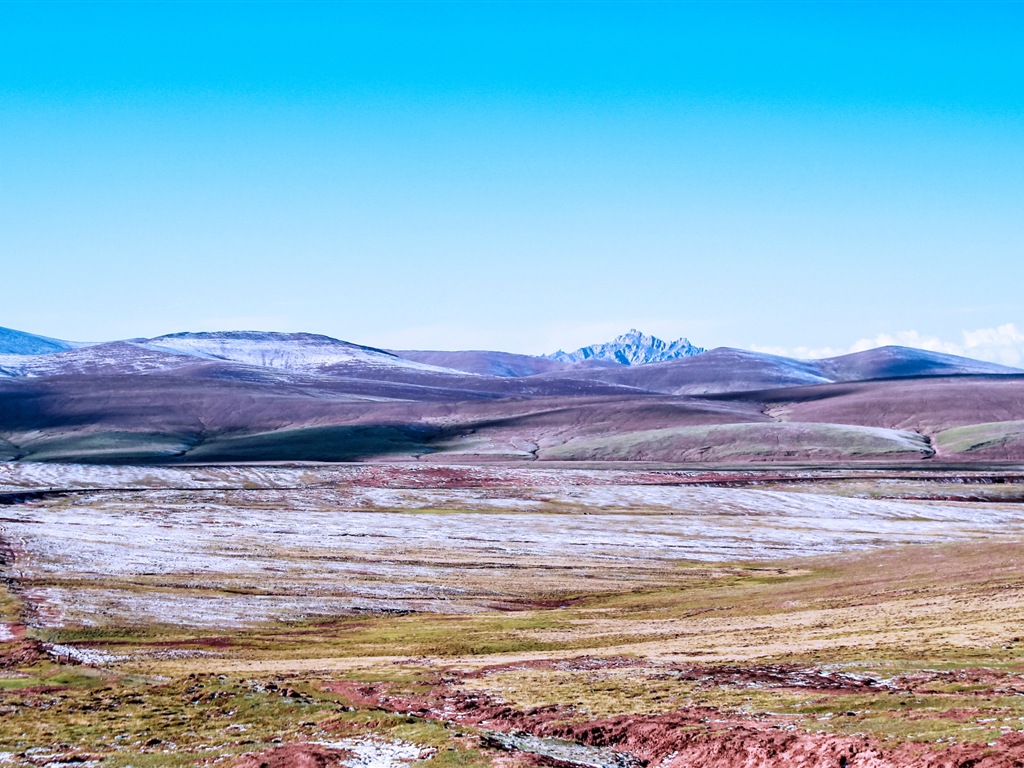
0, 328, 1023, 766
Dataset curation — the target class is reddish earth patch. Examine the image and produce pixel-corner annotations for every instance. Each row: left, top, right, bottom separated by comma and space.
336, 464, 1024, 492
323, 671, 1024, 768
0, 630, 45, 668
227, 743, 354, 768
343, 465, 550, 489
338, 464, 826, 490
491, 597, 593, 612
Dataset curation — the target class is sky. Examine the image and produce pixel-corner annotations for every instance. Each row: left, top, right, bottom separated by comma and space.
1, 1, 1022, 362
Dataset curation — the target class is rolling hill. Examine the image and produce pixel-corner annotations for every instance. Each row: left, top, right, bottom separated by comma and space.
0, 324, 1021, 464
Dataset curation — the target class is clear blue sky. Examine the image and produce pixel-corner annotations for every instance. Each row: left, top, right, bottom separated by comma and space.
1, 1, 1022, 356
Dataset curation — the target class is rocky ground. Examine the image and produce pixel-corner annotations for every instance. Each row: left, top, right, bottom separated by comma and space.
0, 462, 1023, 766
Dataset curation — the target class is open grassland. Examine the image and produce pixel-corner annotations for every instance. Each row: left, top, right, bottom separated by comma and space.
540, 422, 936, 462
2, 463, 1024, 766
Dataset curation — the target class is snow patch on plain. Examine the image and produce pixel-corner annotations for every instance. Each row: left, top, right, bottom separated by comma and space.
5, 473, 1024, 628
315, 737, 435, 768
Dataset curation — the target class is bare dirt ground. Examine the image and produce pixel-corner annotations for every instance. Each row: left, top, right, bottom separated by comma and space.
1, 462, 1024, 766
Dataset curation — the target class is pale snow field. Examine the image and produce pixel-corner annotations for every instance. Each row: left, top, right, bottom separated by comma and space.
0, 462, 315, 490
313, 738, 436, 768
0, 460, 820, 493
1, 462, 1022, 629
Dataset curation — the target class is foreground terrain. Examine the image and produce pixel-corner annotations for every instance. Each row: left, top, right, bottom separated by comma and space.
1, 462, 1024, 766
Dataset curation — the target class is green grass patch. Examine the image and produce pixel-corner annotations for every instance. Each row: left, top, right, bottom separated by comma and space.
933, 420, 1024, 454
540, 423, 932, 462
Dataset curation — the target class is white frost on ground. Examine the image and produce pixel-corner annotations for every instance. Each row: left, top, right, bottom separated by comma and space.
0, 461, 773, 493
3, 463, 1024, 628
44, 643, 127, 665
42, 640, 222, 664
315, 737, 436, 768
0, 462, 313, 491
0, 624, 16, 642
0, 751, 101, 768
28, 587, 480, 630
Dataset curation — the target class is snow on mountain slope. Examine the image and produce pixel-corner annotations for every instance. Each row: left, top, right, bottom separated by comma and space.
0, 342, 203, 378
3, 327, 1020, 391
141, 331, 477, 375
0, 326, 79, 356
546, 329, 705, 365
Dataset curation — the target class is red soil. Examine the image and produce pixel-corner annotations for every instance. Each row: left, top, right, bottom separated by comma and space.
337, 463, 1024, 494
323, 664, 1024, 768
228, 743, 354, 768
0, 624, 44, 668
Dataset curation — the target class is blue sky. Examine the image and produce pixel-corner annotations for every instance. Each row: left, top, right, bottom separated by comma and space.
1, 1, 1022, 359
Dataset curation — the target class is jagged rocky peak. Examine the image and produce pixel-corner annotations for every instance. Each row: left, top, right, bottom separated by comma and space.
546, 329, 705, 365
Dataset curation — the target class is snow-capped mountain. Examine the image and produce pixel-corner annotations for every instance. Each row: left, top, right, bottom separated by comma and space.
0, 342, 204, 378
545, 329, 705, 365
140, 331, 471, 374
0, 330, 480, 380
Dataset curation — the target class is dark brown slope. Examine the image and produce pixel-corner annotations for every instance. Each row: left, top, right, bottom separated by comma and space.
4, 370, 1022, 462
392, 349, 581, 377
817, 345, 1022, 381
0, 368, 761, 462
528, 346, 1022, 396
535, 374, 1024, 464
743, 374, 1024, 434
0, 371, 459, 462
530, 347, 833, 394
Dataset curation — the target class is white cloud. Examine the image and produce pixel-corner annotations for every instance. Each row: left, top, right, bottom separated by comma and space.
959, 324, 1024, 366
754, 324, 1024, 367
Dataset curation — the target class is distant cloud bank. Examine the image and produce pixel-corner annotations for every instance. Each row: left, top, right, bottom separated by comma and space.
754, 324, 1024, 367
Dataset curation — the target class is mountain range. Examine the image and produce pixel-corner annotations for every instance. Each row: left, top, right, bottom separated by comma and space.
0, 324, 1022, 464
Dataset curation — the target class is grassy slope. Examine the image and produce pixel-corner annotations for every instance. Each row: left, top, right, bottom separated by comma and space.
934, 420, 1024, 456
8, 431, 199, 462
4, 424, 439, 463
540, 422, 934, 462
